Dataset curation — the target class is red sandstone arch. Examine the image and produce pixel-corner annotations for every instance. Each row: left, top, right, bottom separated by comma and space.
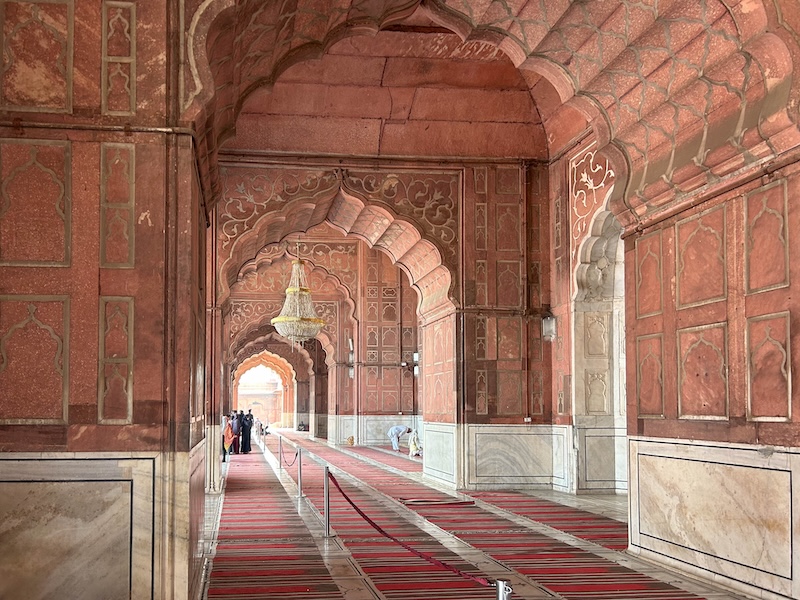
229, 248, 357, 365
185, 0, 799, 228
219, 182, 455, 317
230, 330, 313, 379
233, 351, 295, 426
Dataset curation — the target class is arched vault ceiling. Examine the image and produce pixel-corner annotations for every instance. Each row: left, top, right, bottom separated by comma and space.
186, 0, 800, 227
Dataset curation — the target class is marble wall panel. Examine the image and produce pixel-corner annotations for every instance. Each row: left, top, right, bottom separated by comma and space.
422, 422, 457, 486
585, 370, 609, 414
629, 438, 799, 599
0, 1, 73, 112
0, 455, 155, 600
0, 295, 69, 424
579, 428, 627, 486
188, 442, 206, 600
468, 425, 570, 490
0, 480, 131, 599
585, 313, 608, 358
0, 139, 71, 266
357, 414, 422, 446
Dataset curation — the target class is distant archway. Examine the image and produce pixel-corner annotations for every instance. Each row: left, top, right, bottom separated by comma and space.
233, 352, 294, 428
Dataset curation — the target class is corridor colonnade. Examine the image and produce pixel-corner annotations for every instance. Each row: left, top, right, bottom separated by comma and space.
0, 1, 799, 599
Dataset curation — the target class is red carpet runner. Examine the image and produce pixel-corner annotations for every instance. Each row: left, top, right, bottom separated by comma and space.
267, 436, 499, 598
207, 453, 346, 599
275, 433, 710, 600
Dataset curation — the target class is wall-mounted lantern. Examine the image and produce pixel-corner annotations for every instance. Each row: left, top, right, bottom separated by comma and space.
401, 351, 420, 377
347, 338, 355, 379
541, 310, 557, 342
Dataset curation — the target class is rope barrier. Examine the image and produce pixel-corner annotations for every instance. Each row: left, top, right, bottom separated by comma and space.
279, 440, 298, 467
327, 471, 492, 588
400, 498, 475, 506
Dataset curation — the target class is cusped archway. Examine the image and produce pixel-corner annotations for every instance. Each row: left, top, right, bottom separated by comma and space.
233, 351, 295, 428
217, 170, 457, 317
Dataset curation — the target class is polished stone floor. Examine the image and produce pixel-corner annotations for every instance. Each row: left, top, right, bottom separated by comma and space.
201, 432, 752, 600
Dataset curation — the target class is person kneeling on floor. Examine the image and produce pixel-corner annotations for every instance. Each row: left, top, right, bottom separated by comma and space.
408, 429, 422, 457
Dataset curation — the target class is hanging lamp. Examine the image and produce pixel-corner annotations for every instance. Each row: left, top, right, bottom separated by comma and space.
271, 246, 325, 345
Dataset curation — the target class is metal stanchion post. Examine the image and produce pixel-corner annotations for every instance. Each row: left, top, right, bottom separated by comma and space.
278, 437, 283, 469
323, 466, 330, 537
297, 448, 303, 498
494, 580, 512, 600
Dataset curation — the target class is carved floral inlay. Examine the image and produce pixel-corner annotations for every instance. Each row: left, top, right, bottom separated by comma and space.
219, 168, 339, 249
344, 170, 458, 258
570, 143, 615, 257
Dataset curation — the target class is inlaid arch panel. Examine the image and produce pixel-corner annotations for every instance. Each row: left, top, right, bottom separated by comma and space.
677, 322, 729, 421
676, 205, 727, 310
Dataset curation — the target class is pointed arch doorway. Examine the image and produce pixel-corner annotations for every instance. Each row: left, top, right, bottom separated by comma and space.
233, 352, 296, 429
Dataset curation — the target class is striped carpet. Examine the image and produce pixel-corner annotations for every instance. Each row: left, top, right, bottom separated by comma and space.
266, 437, 498, 599
469, 492, 628, 550
207, 454, 346, 599
345, 445, 423, 473
275, 433, 711, 600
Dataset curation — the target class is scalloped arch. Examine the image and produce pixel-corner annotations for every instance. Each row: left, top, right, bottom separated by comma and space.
230, 330, 314, 378
220, 185, 454, 316
230, 252, 357, 366
234, 351, 294, 393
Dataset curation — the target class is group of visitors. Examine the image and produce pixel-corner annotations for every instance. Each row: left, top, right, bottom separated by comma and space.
222, 409, 254, 461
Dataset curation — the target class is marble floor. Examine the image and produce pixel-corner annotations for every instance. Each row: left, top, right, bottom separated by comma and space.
201, 434, 753, 600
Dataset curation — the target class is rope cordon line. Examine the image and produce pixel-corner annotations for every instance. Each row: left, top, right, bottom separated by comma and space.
280, 443, 298, 467
327, 471, 492, 588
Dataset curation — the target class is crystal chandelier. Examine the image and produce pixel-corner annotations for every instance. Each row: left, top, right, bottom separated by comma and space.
271, 255, 325, 345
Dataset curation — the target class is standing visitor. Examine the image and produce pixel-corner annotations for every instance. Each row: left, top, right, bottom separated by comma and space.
222, 415, 234, 462
231, 411, 241, 454
241, 409, 254, 453
408, 429, 422, 457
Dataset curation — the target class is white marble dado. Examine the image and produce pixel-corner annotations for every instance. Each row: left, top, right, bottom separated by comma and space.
576, 423, 627, 492
327, 415, 424, 447
0, 454, 156, 600
629, 437, 800, 600
0, 480, 131, 599
328, 414, 355, 445
422, 422, 457, 486
467, 424, 572, 491
356, 415, 423, 446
